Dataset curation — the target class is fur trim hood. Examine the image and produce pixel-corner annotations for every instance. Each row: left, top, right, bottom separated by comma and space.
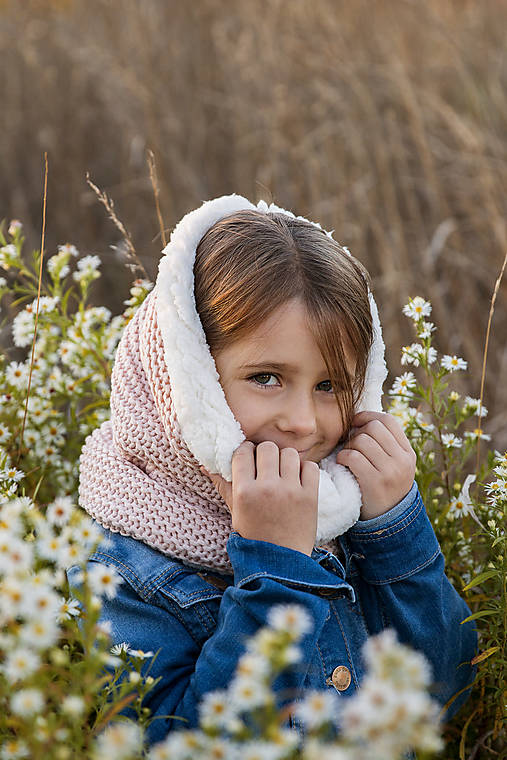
155, 193, 388, 540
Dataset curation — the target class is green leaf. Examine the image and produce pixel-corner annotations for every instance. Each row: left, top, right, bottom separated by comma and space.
462, 569, 499, 591
461, 609, 497, 624
471, 646, 500, 665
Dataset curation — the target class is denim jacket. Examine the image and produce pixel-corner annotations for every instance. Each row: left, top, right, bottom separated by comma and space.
67, 481, 477, 746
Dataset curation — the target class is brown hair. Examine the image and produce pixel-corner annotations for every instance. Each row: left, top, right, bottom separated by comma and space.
194, 209, 373, 438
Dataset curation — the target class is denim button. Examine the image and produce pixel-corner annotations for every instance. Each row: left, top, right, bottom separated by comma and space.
331, 665, 351, 691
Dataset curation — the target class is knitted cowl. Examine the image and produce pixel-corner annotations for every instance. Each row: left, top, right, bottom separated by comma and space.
78, 194, 388, 574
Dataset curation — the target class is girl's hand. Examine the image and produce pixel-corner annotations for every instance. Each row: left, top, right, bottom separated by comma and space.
200, 440, 320, 556
336, 411, 417, 521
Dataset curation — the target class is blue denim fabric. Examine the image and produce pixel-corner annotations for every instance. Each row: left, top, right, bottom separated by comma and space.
66, 481, 477, 747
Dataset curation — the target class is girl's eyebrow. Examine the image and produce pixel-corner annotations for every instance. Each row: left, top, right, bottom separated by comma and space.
239, 361, 297, 372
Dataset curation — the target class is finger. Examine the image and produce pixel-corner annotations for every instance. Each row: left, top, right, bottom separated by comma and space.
279, 447, 302, 481
342, 432, 390, 472
232, 440, 256, 482
255, 440, 280, 480
200, 467, 233, 509
336, 447, 378, 482
301, 459, 320, 491
352, 411, 413, 453
348, 418, 401, 458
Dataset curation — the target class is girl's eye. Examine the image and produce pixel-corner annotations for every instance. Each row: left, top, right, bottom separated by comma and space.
248, 375, 335, 392
250, 373, 278, 387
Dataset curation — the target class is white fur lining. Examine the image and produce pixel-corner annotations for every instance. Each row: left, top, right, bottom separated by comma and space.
155, 194, 388, 542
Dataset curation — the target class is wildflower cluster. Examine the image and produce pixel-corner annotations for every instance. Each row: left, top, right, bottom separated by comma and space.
388, 295, 506, 756
0, 219, 153, 505
147, 605, 442, 760
336, 630, 442, 760
0, 489, 156, 758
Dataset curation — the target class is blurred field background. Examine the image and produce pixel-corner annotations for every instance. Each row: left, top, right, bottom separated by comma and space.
1, 0, 506, 448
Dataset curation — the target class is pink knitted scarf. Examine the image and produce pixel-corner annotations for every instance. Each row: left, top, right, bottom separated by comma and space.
79, 289, 245, 573
78, 195, 388, 574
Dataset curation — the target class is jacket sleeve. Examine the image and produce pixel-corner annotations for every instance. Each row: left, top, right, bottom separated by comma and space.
68, 538, 353, 746
341, 483, 478, 720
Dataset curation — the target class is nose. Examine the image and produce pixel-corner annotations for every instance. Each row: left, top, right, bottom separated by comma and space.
276, 390, 318, 438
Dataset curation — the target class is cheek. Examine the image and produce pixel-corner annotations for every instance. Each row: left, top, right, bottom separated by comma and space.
222, 384, 263, 436
320, 404, 345, 442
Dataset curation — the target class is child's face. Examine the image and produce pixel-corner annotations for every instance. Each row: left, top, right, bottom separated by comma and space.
212, 298, 356, 463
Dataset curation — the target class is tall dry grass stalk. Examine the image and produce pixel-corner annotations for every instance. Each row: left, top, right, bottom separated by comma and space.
0, 0, 506, 446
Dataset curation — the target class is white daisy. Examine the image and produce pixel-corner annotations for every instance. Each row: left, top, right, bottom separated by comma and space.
4, 358, 29, 389
111, 641, 131, 656
46, 495, 74, 527
147, 745, 172, 760
1, 465, 25, 484
447, 474, 476, 520
247, 628, 279, 658
267, 603, 313, 638
295, 689, 340, 730
92, 722, 144, 760
19, 616, 59, 651
126, 647, 155, 659
62, 695, 86, 717
417, 321, 436, 339
57, 596, 81, 622
441, 354, 467, 372
413, 413, 435, 433
77, 254, 101, 272
161, 731, 204, 759
402, 297, 432, 321
0, 243, 17, 269
58, 243, 79, 257
88, 563, 123, 599
71, 517, 104, 548
441, 433, 463, 449
484, 480, 507, 497
463, 397, 488, 417
389, 372, 417, 398
198, 689, 238, 730
229, 674, 272, 711
1, 576, 28, 619
11, 688, 44, 717
464, 428, 491, 442
235, 652, 270, 680
425, 346, 438, 365
2, 538, 33, 575
0, 739, 30, 760
47, 253, 70, 281
28, 296, 59, 315
60, 541, 89, 567
3, 647, 40, 682
400, 343, 424, 366
36, 532, 67, 563
12, 310, 35, 348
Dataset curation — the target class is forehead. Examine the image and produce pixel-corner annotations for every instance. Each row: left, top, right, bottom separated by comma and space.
222, 298, 357, 372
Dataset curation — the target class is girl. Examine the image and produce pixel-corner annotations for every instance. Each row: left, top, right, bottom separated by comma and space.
69, 194, 477, 746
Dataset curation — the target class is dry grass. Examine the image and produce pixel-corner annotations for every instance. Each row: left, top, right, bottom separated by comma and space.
0, 0, 506, 447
